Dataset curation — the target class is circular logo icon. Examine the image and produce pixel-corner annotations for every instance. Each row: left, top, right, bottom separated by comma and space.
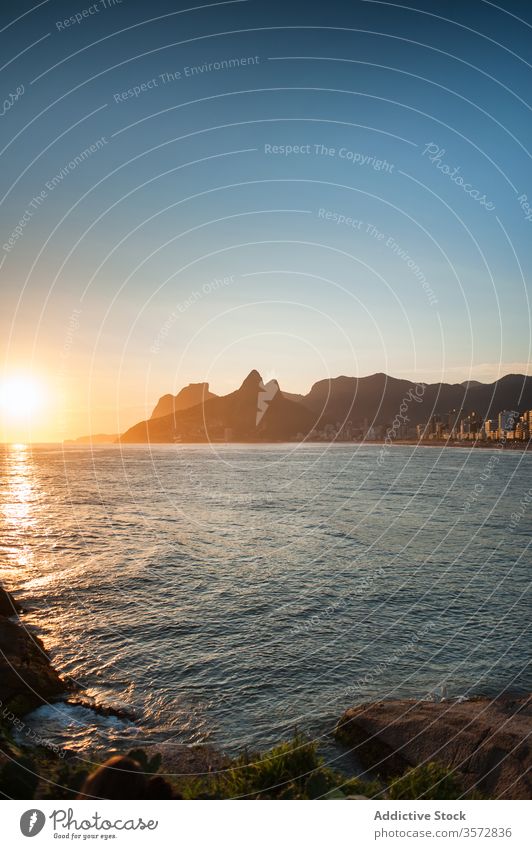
20, 810, 46, 837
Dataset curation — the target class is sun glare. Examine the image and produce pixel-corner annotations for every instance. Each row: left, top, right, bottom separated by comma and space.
0, 375, 45, 420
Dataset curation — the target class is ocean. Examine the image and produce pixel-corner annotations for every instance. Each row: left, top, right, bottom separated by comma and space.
1, 443, 530, 754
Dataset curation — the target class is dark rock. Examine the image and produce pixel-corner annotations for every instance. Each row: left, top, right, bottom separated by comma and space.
141, 743, 229, 778
66, 697, 134, 721
336, 694, 532, 799
120, 369, 315, 443
150, 383, 217, 420
0, 587, 22, 617
0, 586, 66, 716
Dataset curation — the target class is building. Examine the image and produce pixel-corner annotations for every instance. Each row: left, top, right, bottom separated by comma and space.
446, 409, 463, 438
460, 412, 482, 440
498, 410, 518, 438
483, 419, 497, 440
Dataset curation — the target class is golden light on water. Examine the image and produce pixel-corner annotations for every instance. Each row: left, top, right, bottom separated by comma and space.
5, 443, 32, 518
0, 442, 35, 575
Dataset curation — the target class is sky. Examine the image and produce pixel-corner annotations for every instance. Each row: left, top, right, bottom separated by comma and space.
1, 0, 532, 441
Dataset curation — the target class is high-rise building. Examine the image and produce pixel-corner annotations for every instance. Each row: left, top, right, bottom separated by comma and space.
483, 419, 497, 440
498, 410, 518, 435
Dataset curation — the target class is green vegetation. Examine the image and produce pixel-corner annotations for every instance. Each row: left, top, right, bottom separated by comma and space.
0, 730, 478, 800
0, 730, 382, 800
387, 761, 465, 800
177, 735, 360, 799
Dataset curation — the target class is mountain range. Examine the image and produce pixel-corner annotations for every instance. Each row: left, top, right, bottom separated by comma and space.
117, 370, 532, 443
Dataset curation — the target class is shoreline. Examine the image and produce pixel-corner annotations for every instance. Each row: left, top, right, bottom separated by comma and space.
1, 585, 530, 799
5, 439, 532, 451
0, 586, 67, 718
336, 693, 532, 800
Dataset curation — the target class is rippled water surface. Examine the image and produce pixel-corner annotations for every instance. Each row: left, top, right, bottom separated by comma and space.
1, 443, 530, 752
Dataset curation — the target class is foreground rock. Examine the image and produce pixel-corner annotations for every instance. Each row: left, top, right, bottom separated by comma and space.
142, 743, 229, 777
336, 694, 531, 799
0, 585, 66, 717
0, 586, 22, 617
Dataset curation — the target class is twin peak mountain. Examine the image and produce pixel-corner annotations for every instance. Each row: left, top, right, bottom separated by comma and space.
119, 370, 532, 443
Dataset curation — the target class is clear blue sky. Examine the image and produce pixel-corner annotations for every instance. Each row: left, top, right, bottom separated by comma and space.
1, 0, 531, 439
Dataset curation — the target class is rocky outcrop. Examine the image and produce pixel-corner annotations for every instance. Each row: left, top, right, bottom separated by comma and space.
336, 694, 531, 799
64, 434, 118, 444
150, 383, 217, 420
0, 586, 22, 617
120, 370, 316, 443
119, 369, 532, 443
142, 743, 229, 777
0, 586, 66, 717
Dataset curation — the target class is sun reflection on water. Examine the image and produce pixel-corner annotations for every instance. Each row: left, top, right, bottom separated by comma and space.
0, 443, 37, 578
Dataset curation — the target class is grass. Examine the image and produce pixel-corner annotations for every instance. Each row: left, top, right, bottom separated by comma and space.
176, 735, 351, 799
387, 761, 465, 800
0, 728, 477, 800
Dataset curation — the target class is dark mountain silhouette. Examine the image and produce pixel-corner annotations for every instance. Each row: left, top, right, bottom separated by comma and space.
282, 390, 306, 405
65, 433, 119, 444
150, 382, 217, 419
120, 370, 316, 443
118, 371, 532, 442
301, 372, 532, 427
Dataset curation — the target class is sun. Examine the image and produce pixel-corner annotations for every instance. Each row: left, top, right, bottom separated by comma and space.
0, 375, 45, 420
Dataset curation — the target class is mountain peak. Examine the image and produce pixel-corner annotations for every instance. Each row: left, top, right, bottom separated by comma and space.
151, 382, 216, 419
118, 370, 532, 444
239, 369, 263, 390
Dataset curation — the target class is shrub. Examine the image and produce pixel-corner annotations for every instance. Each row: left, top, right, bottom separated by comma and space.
179, 734, 344, 800
387, 762, 464, 800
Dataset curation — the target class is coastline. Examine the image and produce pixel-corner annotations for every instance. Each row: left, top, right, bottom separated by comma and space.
0, 586, 66, 717
1, 585, 530, 799
336, 694, 532, 800
5, 439, 532, 451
